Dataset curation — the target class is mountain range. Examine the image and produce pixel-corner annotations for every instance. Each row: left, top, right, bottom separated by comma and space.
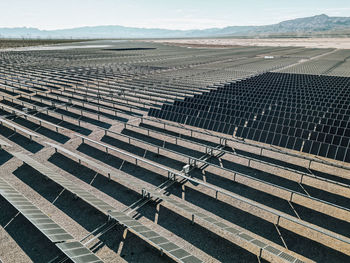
1, 14, 350, 39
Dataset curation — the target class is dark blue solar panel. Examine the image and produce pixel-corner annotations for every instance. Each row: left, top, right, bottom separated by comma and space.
147, 72, 350, 163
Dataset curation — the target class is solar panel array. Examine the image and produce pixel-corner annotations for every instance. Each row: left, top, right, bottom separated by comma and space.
1, 41, 350, 263
0, 177, 74, 243
149, 72, 350, 162
0, 177, 103, 263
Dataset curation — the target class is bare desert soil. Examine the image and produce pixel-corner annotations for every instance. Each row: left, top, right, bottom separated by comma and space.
151, 38, 350, 49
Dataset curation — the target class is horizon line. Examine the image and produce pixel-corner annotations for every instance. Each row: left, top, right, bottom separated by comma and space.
0, 13, 341, 32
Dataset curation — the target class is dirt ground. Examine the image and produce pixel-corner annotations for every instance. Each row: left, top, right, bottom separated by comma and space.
150, 38, 350, 49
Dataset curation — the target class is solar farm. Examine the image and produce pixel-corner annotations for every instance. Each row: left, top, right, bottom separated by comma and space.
0, 40, 349, 263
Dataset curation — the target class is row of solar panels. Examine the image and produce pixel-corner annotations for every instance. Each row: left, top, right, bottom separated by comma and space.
216, 85, 350, 94
149, 107, 350, 162
180, 99, 350, 116
0, 177, 103, 263
150, 107, 350, 141
173, 103, 350, 122
3, 149, 203, 263
160, 105, 350, 135
225, 71, 350, 82
77, 129, 350, 256
149, 72, 350, 163
185, 93, 350, 106
238, 124, 350, 146
180, 99, 350, 117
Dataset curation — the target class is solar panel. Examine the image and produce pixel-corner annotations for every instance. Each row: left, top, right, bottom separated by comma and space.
10, 151, 116, 214
108, 211, 203, 263
145, 188, 305, 263
0, 177, 73, 243
148, 72, 350, 163
336, 146, 346, 162
56, 242, 103, 263
327, 145, 337, 159
302, 141, 312, 154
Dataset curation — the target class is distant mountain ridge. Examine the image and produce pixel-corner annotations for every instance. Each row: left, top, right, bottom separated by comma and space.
1, 14, 350, 39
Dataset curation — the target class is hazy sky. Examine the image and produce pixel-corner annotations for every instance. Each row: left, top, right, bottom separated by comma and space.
0, 0, 349, 30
